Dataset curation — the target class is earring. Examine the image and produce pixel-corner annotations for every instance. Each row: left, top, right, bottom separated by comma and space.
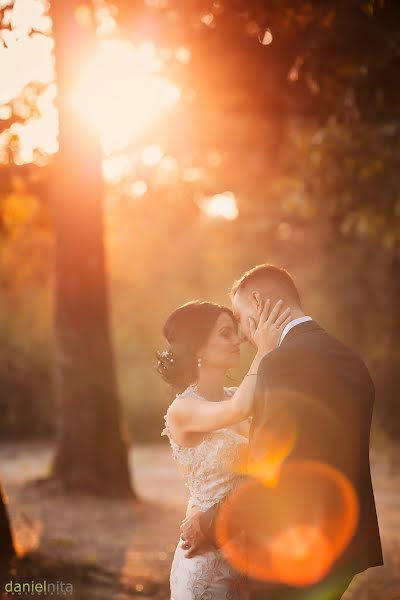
197, 357, 203, 368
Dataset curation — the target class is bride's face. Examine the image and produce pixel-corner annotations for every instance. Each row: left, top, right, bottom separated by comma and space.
199, 312, 241, 370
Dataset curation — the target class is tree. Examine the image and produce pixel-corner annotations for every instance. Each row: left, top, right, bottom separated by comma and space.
108, 0, 400, 439
49, 0, 133, 496
111, 0, 400, 247
0, 482, 15, 571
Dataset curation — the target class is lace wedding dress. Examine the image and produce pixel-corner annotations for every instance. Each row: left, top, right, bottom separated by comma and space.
161, 384, 250, 600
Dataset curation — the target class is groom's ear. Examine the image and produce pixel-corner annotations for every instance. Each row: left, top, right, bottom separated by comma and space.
251, 291, 264, 316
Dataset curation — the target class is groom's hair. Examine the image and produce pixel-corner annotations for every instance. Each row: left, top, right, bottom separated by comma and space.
231, 263, 301, 305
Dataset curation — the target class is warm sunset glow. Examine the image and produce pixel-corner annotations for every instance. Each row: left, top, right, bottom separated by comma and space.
0, 31, 54, 106
0, 0, 55, 164
202, 191, 239, 220
4, 0, 51, 37
70, 40, 181, 154
0, 2, 181, 167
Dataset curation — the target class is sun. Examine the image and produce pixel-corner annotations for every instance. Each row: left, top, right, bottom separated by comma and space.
70, 39, 181, 154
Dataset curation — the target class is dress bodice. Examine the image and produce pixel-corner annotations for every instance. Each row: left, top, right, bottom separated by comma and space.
161, 384, 248, 510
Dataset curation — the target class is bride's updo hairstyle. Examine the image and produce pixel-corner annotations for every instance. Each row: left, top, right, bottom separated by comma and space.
157, 301, 234, 392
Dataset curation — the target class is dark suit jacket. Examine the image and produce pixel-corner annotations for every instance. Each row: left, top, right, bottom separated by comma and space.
199, 320, 383, 587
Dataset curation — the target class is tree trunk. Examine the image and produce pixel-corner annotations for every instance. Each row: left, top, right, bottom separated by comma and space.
49, 0, 133, 497
0, 482, 15, 566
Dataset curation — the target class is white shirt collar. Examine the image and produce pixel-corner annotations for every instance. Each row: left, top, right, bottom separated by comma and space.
279, 315, 313, 346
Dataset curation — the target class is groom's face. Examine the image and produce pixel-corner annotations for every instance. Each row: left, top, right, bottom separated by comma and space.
231, 290, 259, 346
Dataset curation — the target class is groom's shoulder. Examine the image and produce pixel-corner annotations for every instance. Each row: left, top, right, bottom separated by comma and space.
257, 344, 294, 378
257, 325, 334, 376
274, 324, 374, 387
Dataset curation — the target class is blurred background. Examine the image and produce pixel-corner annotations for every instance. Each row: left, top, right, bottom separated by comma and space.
0, 0, 399, 598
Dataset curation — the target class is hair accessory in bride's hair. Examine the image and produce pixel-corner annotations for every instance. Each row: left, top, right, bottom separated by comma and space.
156, 349, 176, 379
157, 350, 174, 368
157, 300, 235, 390
156, 349, 180, 386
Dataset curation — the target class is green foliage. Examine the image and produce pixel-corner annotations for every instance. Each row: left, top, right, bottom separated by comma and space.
1, 170, 399, 441
112, 0, 400, 245
0, 282, 54, 437
106, 190, 400, 441
0, 181, 54, 437
273, 119, 400, 249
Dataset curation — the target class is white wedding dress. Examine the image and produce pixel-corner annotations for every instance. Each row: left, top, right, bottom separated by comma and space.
162, 384, 250, 600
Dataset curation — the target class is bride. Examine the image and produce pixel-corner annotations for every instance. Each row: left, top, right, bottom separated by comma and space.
157, 299, 290, 600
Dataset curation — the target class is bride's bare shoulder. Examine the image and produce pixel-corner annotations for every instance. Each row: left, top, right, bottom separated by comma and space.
167, 392, 203, 423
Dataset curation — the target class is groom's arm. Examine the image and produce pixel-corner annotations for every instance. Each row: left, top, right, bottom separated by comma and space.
180, 487, 250, 557
179, 501, 222, 557
198, 482, 252, 544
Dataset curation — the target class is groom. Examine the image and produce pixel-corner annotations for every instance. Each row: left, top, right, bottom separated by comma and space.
180, 264, 383, 599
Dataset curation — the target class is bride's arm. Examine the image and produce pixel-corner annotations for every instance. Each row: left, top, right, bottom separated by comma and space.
168, 301, 290, 434
168, 358, 262, 433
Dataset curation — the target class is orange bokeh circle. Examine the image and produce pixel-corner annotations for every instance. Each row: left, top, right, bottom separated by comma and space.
216, 460, 359, 587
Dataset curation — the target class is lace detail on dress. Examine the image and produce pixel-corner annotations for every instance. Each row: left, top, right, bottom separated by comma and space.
161, 384, 248, 510
163, 384, 250, 599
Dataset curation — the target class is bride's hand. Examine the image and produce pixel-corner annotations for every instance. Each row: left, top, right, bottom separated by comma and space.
249, 299, 291, 355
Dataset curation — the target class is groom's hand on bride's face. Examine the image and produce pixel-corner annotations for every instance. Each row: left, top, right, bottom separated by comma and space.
180, 513, 210, 558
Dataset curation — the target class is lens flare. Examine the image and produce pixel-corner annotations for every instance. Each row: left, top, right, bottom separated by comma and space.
216, 460, 359, 587
234, 413, 297, 487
